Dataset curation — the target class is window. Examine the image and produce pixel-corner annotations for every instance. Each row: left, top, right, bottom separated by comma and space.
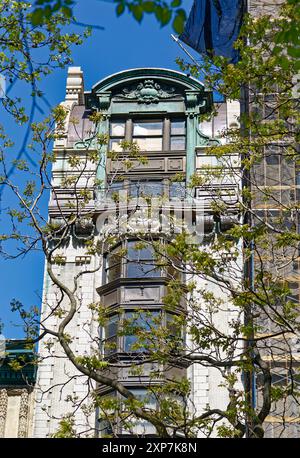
133, 120, 163, 151
265, 154, 279, 166
98, 389, 156, 436
109, 121, 125, 152
166, 313, 181, 336
170, 120, 185, 151
102, 309, 183, 356
169, 181, 186, 200
197, 154, 222, 168
264, 94, 279, 120
129, 180, 163, 198
286, 281, 300, 303
104, 240, 165, 283
126, 241, 161, 278
105, 247, 122, 282
104, 314, 118, 355
106, 180, 124, 199
109, 118, 186, 153
123, 310, 161, 352
166, 313, 184, 349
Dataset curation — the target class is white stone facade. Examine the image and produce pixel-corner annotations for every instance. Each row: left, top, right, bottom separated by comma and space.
33, 67, 241, 438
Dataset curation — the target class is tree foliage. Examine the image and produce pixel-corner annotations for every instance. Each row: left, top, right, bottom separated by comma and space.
0, 0, 300, 439
31, 0, 187, 34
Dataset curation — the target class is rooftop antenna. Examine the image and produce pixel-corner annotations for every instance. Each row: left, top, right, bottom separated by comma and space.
171, 34, 224, 107
171, 34, 209, 81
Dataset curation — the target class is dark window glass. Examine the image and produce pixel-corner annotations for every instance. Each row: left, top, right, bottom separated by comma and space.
104, 315, 118, 355
127, 262, 160, 278
265, 154, 279, 165
129, 181, 163, 198
170, 181, 186, 200
127, 241, 154, 260
106, 315, 118, 338
166, 313, 182, 338
126, 241, 161, 278
287, 282, 299, 303
123, 310, 160, 352
107, 181, 124, 198
105, 248, 122, 282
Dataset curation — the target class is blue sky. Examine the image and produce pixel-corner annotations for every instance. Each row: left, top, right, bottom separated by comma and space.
0, 0, 195, 338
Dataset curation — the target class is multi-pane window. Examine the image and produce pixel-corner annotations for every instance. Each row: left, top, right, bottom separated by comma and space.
170, 120, 185, 151
105, 246, 122, 282
103, 311, 182, 356
105, 241, 161, 282
97, 389, 156, 436
104, 314, 118, 355
132, 120, 163, 151
123, 310, 160, 352
126, 241, 161, 278
129, 180, 164, 198
109, 118, 186, 152
109, 121, 125, 152
105, 179, 187, 200
104, 240, 183, 283
169, 181, 186, 200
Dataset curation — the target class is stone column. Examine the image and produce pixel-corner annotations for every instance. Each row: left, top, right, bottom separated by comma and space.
0, 389, 8, 438
18, 389, 29, 438
95, 91, 111, 201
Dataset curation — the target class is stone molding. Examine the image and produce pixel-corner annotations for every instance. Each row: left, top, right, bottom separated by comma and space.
66, 66, 84, 105
0, 388, 31, 437
0, 389, 8, 438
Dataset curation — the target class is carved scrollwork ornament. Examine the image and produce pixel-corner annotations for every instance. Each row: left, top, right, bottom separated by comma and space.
116, 79, 181, 104
73, 218, 95, 240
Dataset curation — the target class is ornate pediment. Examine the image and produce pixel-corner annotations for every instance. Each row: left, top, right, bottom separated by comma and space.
114, 79, 182, 104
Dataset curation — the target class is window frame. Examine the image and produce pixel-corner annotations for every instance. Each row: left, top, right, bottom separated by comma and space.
126, 240, 162, 279
104, 238, 183, 284
109, 117, 186, 153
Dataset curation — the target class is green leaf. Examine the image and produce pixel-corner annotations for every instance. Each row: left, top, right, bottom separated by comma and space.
287, 46, 300, 58
160, 7, 172, 26
132, 5, 143, 23
295, 60, 300, 71
171, 0, 181, 7
172, 10, 186, 34
44, 5, 52, 18
31, 8, 44, 26
154, 5, 163, 23
143, 1, 155, 13
61, 5, 73, 18
116, 2, 125, 16
52, 2, 62, 13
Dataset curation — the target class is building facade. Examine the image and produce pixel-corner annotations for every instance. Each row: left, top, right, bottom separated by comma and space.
32, 67, 240, 437
0, 340, 36, 437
